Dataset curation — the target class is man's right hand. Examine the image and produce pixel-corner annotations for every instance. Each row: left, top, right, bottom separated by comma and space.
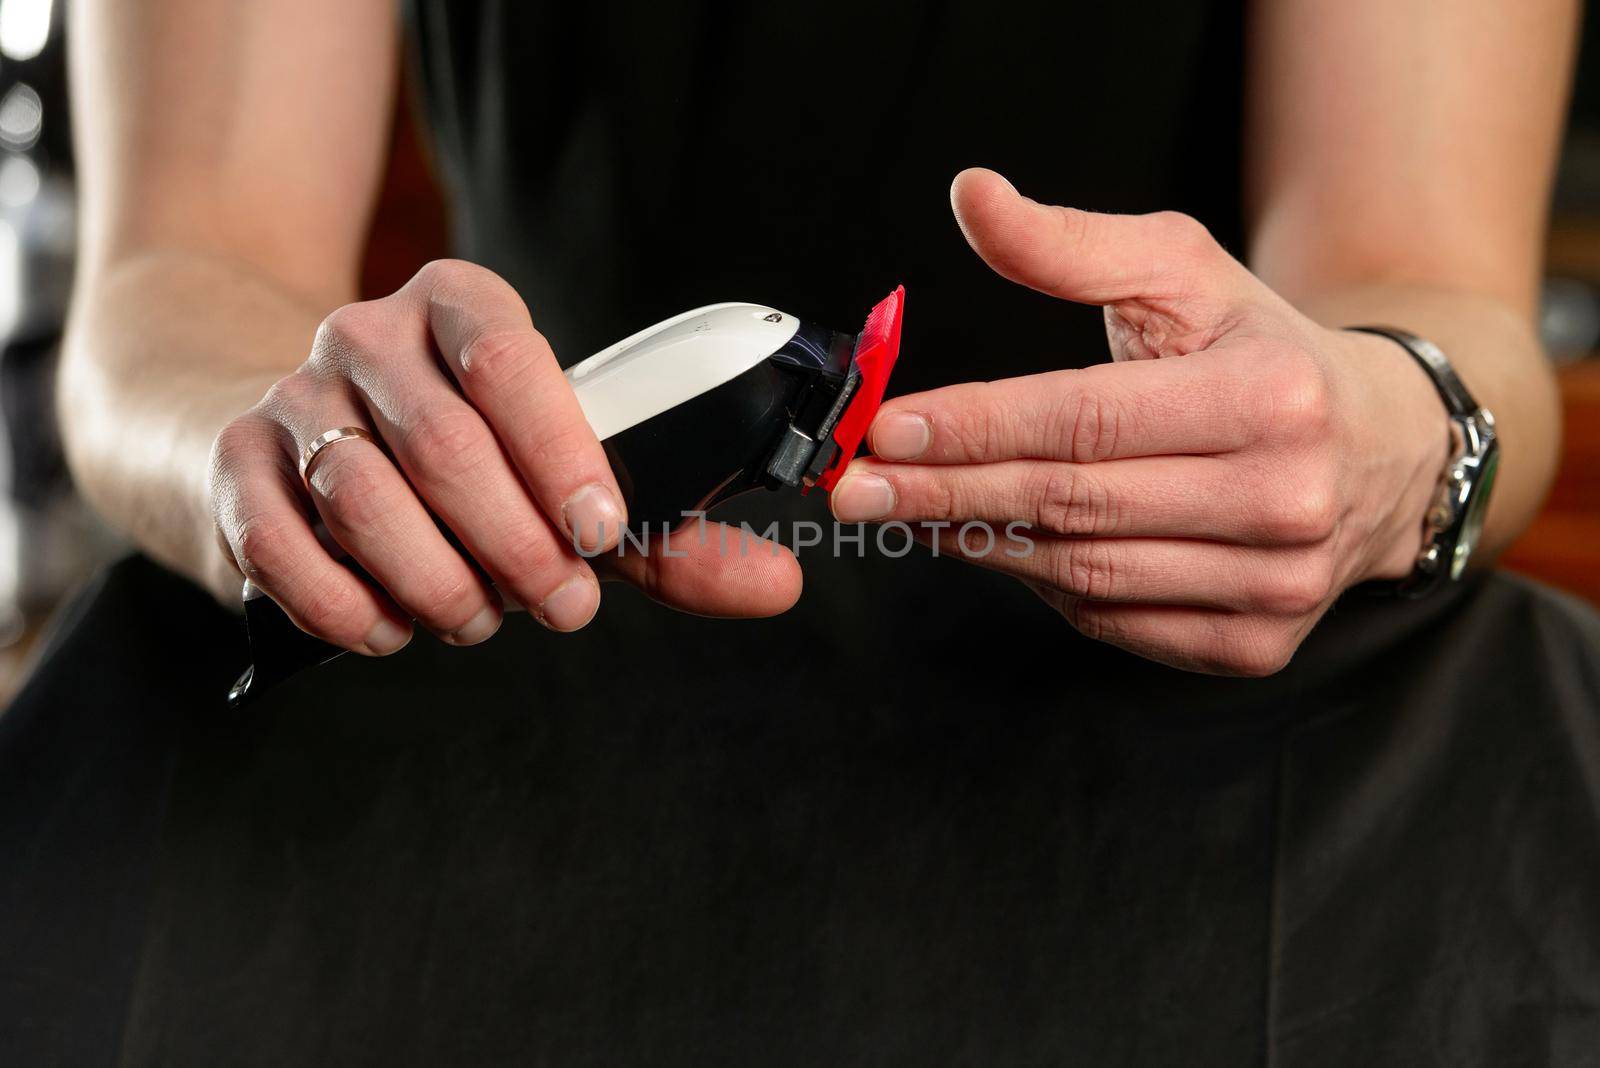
208, 260, 802, 656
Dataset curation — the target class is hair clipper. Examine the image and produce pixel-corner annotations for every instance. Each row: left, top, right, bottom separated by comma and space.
227, 286, 905, 707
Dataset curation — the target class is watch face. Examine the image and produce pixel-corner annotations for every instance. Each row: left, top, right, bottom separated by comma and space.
1451, 444, 1499, 580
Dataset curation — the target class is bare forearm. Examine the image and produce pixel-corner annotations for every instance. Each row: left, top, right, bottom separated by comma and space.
1288, 282, 1558, 561
1244, 0, 1573, 564
60, 250, 337, 598
63, 0, 396, 598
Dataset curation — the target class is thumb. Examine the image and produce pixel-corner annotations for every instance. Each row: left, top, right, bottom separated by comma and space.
949, 167, 1249, 307
596, 521, 803, 618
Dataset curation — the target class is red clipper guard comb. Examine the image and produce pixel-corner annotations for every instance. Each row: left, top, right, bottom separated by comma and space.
812, 285, 905, 491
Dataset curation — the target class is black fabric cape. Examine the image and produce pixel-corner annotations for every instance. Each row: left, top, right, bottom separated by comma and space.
3, 1, 1599, 1063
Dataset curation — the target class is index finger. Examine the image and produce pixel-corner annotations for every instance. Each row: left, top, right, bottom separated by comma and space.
410, 260, 627, 552
867, 348, 1262, 465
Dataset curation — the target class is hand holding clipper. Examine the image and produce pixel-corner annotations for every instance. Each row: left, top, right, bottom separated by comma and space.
218, 272, 904, 706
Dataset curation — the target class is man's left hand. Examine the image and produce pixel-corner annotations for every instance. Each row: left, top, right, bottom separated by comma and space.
830, 168, 1453, 676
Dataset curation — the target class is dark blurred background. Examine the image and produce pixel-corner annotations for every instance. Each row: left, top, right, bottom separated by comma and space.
0, 3, 1595, 703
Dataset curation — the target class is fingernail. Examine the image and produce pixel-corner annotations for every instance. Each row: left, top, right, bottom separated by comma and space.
363, 618, 413, 656
562, 483, 625, 553
871, 411, 930, 461
447, 604, 501, 646
830, 471, 896, 522
536, 575, 600, 632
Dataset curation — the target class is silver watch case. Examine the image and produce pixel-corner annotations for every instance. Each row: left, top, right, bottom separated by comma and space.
1348, 325, 1499, 600
1411, 408, 1499, 596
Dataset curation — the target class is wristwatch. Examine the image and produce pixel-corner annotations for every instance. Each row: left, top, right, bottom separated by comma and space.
1348, 326, 1500, 599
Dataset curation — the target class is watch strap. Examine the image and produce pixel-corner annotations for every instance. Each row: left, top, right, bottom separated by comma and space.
1348, 325, 1480, 417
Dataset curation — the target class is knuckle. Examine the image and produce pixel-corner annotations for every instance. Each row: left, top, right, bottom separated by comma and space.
1058, 388, 1124, 463
414, 570, 479, 628
1053, 539, 1118, 601
313, 302, 388, 367
296, 580, 365, 642
210, 413, 274, 472
1222, 633, 1297, 678
1151, 211, 1214, 256
493, 527, 568, 594
230, 511, 297, 584
415, 259, 526, 311
413, 258, 479, 292
522, 421, 593, 476
1033, 464, 1111, 535
404, 406, 493, 483
1264, 355, 1333, 438
916, 472, 959, 523
1260, 555, 1336, 616
456, 329, 538, 388
311, 450, 397, 530
258, 371, 316, 414
1264, 480, 1339, 544
1060, 597, 1111, 644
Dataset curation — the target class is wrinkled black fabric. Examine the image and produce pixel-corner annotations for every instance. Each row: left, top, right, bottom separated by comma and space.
4, 555, 1600, 1065
4, 0, 1600, 1063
